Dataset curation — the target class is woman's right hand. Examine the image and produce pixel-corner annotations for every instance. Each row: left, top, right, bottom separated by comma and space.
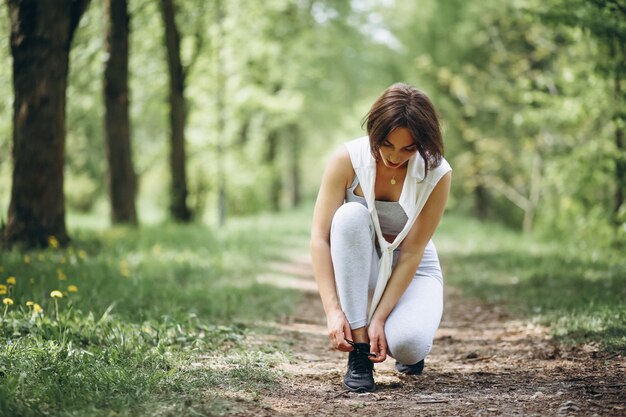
326, 309, 353, 352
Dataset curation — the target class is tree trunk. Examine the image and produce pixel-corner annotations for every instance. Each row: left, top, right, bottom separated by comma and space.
613, 40, 625, 228
159, 0, 191, 222
287, 124, 301, 207
215, 0, 227, 227
104, 0, 137, 225
5, 0, 90, 248
266, 129, 282, 212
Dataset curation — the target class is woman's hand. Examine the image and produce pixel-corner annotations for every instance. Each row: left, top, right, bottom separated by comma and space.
326, 309, 353, 352
368, 318, 387, 363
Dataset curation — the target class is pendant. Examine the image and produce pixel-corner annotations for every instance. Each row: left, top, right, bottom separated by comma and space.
390, 176, 396, 185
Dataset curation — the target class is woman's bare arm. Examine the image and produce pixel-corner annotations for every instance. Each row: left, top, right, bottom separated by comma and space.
310, 146, 354, 351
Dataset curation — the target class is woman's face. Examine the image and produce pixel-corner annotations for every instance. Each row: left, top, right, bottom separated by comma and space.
378, 127, 417, 169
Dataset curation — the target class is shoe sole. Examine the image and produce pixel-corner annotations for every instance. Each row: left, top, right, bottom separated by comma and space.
342, 382, 376, 393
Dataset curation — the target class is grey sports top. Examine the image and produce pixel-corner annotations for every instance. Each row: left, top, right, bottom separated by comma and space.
345, 175, 408, 236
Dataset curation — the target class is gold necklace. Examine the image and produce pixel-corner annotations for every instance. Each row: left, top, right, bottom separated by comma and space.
390, 174, 397, 185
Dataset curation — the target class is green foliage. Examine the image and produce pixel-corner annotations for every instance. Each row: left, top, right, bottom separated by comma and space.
0, 206, 310, 415
438, 214, 626, 353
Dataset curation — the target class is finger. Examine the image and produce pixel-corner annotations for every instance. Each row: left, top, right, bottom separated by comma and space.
369, 334, 379, 357
369, 336, 386, 363
338, 324, 353, 351
330, 330, 341, 349
369, 335, 381, 362
332, 330, 351, 352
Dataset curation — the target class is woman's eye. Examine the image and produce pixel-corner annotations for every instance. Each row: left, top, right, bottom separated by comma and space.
382, 142, 393, 148
403, 147, 417, 153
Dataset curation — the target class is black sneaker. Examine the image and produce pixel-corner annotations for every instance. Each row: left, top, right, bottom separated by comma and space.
395, 359, 425, 375
343, 339, 376, 392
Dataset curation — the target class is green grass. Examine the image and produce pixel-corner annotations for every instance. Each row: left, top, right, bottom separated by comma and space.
1, 205, 624, 415
437, 214, 626, 353
0, 206, 311, 416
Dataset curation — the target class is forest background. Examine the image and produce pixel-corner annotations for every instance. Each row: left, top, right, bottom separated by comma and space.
0, 0, 624, 248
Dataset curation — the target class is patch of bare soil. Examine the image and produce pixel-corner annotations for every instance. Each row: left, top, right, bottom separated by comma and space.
247, 253, 625, 417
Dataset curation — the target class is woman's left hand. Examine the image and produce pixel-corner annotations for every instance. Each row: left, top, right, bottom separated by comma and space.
367, 318, 387, 363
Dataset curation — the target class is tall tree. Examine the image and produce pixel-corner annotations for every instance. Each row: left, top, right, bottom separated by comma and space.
159, 0, 191, 222
5, 0, 91, 248
104, 0, 137, 225
541, 0, 626, 231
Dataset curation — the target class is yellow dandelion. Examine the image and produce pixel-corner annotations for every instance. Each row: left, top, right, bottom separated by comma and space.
57, 268, 67, 281
119, 260, 130, 278
6, 277, 16, 285
26, 301, 34, 307
67, 285, 78, 293
50, 290, 63, 299
33, 303, 43, 313
24, 255, 31, 264
78, 250, 87, 260
0, 285, 6, 295
48, 235, 60, 249
2, 298, 13, 317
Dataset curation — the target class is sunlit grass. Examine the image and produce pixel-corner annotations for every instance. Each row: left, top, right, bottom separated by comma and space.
1, 204, 624, 415
0, 205, 311, 416
437, 214, 626, 353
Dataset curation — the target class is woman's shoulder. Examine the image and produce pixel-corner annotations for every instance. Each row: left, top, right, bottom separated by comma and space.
324, 144, 350, 170
324, 145, 355, 188
424, 157, 452, 185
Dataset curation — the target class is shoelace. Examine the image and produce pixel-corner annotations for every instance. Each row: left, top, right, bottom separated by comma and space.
345, 338, 376, 374
344, 338, 376, 357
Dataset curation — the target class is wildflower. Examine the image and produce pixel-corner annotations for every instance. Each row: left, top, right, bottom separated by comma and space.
2, 298, 13, 318
24, 255, 31, 264
57, 269, 67, 281
0, 285, 6, 295
68, 285, 78, 293
6, 277, 16, 285
119, 260, 130, 278
78, 250, 88, 260
33, 304, 43, 314
50, 290, 62, 320
26, 301, 34, 307
48, 236, 60, 249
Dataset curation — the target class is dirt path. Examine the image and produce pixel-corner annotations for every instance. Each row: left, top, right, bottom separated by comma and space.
249, 253, 625, 416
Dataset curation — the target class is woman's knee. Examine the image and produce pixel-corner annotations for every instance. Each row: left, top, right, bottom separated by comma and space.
388, 331, 433, 365
331, 202, 371, 237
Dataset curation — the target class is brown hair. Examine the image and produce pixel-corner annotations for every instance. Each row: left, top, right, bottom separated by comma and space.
362, 83, 444, 176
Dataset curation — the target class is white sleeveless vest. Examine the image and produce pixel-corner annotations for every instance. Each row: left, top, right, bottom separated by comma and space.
345, 136, 452, 321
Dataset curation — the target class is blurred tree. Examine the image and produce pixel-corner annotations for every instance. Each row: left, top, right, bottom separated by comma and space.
541, 0, 626, 235
4, 0, 91, 248
159, 0, 191, 222
104, 0, 137, 225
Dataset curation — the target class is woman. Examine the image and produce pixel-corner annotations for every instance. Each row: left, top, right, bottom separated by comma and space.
310, 83, 452, 392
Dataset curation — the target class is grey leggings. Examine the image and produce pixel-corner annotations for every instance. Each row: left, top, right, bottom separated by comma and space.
330, 202, 444, 365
